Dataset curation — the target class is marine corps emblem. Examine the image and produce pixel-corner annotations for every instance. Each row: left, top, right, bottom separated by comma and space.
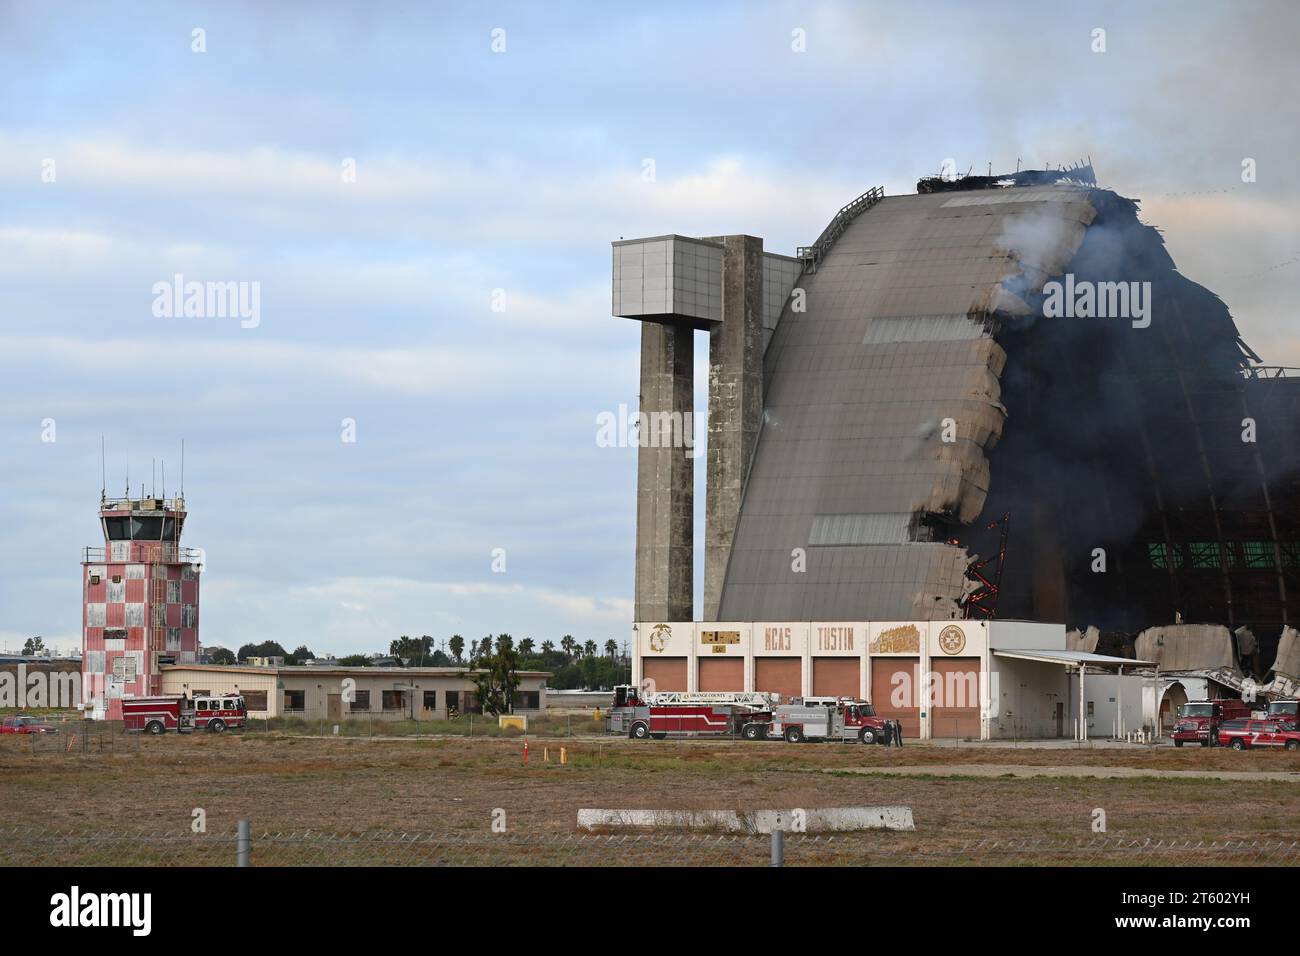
938, 625, 966, 655
648, 623, 671, 654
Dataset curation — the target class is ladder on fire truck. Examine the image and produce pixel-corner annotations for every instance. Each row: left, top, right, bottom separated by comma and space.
644, 691, 775, 709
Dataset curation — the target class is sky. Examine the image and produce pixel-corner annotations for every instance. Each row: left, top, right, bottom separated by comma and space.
1, 0, 1297, 656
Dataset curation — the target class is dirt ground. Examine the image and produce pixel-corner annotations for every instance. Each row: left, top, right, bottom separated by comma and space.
3, 733, 1298, 849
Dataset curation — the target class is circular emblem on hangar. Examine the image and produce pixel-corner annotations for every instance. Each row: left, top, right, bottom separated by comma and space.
938, 625, 966, 655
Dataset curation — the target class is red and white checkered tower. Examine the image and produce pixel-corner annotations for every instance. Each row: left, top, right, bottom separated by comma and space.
81, 480, 202, 720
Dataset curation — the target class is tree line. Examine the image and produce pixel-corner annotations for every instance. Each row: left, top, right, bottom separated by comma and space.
215, 634, 630, 691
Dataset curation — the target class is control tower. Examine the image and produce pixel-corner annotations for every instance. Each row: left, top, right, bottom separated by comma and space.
81, 490, 203, 719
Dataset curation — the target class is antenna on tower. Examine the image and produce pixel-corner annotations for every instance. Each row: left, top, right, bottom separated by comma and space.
100, 436, 106, 502
180, 440, 185, 500
152, 458, 156, 497
161, 461, 166, 500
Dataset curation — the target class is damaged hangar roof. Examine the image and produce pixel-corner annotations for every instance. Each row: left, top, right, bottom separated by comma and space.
717, 184, 1098, 622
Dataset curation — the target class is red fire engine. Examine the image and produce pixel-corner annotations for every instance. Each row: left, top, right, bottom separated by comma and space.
604, 687, 894, 744
121, 694, 246, 734
604, 689, 774, 739
1170, 699, 1251, 747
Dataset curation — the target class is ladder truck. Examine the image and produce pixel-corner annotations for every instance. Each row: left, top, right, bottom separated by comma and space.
605, 686, 775, 740
605, 687, 893, 743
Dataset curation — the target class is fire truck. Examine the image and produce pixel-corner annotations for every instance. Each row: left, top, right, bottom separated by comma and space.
1266, 699, 1299, 725
766, 698, 893, 744
605, 687, 892, 744
121, 694, 247, 734
605, 687, 774, 739
1171, 698, 1251, 746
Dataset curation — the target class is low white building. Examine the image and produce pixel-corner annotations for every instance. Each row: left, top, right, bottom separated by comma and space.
631, 618, 1157, 740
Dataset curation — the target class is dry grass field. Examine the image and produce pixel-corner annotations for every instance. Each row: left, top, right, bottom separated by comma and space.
2, 732, 1297, 865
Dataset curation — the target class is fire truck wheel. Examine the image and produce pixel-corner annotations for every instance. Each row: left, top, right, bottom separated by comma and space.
859, 728, 876, 745
208, 719, 227, 733
629, 722, 649, 740
1229, 738, 1245, 750
784, 727, 804, 744
1174, 738, 1183, 747
1287, 740, 1298, 751
650, 733, 667, 740
145, 721, 165, 735
1199, 739, 1209, 747
741, 723, 763, 741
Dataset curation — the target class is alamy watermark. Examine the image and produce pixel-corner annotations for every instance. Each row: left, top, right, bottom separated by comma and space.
1042, 274, 1151, 328
596, 403, 704, 459
0, 664, 82, 708
152, 274, 260, 328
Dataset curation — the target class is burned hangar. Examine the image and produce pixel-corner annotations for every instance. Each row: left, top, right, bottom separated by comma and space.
612, 165, 1300, 676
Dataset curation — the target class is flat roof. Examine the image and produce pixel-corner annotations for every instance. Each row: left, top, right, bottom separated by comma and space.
161, 664, 551, 678
992, 648, 1153, 667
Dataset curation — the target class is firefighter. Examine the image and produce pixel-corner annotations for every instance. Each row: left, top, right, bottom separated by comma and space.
893, 719, 904, 747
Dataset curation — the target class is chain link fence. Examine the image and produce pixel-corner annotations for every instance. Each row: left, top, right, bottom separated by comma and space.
2, 826, 1296, 867
16, 719, 142, 755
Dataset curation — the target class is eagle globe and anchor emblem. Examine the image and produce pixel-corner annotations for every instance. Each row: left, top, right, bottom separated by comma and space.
647, 623, 671, 654
938, 625, 967, 655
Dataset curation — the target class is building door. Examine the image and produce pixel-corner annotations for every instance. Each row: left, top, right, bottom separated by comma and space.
929, 657, 981, 738
327, 694, 342, 721
754, 658, 801, 702
812, 659, 858, 699
1054, 702, 1064, 738
642, 657, 687, 693
870, 659, 920, 738
698, 658, 743, 692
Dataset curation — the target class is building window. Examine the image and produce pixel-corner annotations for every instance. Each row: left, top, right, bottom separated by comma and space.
513, 690, 540, 711
166, 628, 181, 650
382, 690, 405, 711
283, 690, 305, 712
110, 541, 130, 561
351, 690, 371, 711
106, 579, 125, 602
152, 605, 166, 626
125, 603, 145, 627
1188, 541, 1220, 569
87, 604, 106, 627
242, 690, 267, 711
451, 692, 481, 714
167, 580, 181, 604
422, 690, 437, 711
1238, 541, 1275, 569
1147, 543, 1185, 569
126, 564, 145, 580
182, 605, 196, 627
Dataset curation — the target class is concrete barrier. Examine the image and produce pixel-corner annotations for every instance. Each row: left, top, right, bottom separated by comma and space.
576, 806, 914, 833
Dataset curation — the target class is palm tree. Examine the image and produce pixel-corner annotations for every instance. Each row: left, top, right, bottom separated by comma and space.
448, 635, 464, 663
604, 639, 618, 659
560, 635, 576, 659
583, 639, 597, 658
518, 637, 535, 656
541, 640, 555, 655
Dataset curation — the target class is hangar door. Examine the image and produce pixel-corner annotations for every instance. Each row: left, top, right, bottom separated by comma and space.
812, 659, 859, 699
642, 657, 687, 693
755, 658, 802, 701
930, 657, 981, 738
697, 657, 744, 692
871, 659, 920, 738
